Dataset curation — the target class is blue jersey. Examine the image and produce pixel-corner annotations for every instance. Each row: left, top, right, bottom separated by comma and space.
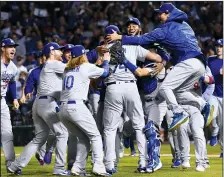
137, 60, 158, 95
208, 56, 223, 98
25, 65, 43, 97
121, 7, 204, 66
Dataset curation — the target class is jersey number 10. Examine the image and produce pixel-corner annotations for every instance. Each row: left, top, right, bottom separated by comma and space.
63, 75, 74, 90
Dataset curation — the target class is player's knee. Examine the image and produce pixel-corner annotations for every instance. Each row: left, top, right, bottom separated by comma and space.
1, 131, 13, 141
34, 131, 49, 145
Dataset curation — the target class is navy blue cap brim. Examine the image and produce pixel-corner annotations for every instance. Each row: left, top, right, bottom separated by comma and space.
154, 9, 163, 13
1, 44, 19, 47
126, 20, 140, 26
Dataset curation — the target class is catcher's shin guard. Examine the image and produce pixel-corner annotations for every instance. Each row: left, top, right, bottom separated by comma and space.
143, 121, 161, 169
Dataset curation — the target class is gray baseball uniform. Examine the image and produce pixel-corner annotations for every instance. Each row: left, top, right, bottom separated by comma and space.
103, 44, 148, 170
159, 58, 206, 114
59, 62, 107, 174
209, 96, 223, 151
1, 60, 17, 167
9, 60, 68, 174
177, 104, 206, 166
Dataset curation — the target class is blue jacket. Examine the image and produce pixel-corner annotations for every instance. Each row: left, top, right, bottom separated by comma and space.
122, 8, 204, 66
25, 65, 43, 96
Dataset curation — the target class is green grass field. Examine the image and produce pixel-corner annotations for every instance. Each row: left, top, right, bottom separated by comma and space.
1, 144, 223, 177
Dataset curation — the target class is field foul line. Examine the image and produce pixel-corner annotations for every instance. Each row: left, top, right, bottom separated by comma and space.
0, 154, 220, 158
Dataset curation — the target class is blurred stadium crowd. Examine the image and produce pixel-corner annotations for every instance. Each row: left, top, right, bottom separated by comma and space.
0, 1, 223, 128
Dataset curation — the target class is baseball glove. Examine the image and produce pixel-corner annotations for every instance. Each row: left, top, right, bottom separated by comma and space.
108, 41, 125, 65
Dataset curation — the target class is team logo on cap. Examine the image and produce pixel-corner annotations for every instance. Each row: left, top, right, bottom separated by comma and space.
82, 49, 85, 53
50, 46, 54, 50
2, 43, 5, 46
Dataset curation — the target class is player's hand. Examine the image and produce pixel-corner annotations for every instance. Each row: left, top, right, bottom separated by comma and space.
103, 52, 110, 61
151, 63, 164, 77
220, 68, 223, 75
26, 93, 32, 100
106, 30, 122, 43
20, 95, 26, 104
13, 99, 20, 110
96, 45, 109, 55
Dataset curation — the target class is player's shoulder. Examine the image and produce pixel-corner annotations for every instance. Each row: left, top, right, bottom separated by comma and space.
9, 61, 18, 72
207, 55, 217, 60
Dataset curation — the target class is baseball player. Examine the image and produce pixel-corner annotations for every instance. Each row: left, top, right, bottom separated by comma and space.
106, 3, 213, 132
124, 17, 168, 172
102, 24, 164, 174
8, 42, 70, 176
207, 39, 223, 158
1, 38, 21, 175
58, 45, 110, 176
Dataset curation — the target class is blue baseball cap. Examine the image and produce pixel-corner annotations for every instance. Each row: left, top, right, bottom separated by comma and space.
1, 38, 19, 47
126, 17, 141, 26
63, 44, 75, 51
42, 42, 65, 55
71, 45, 86, 58
154, 3, 175, 14
215, 39, 223, 46
105, 25, 120, 35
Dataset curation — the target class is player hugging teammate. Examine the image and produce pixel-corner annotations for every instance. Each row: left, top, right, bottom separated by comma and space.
2, 2, 222, 177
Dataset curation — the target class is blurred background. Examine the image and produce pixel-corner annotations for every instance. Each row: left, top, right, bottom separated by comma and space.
0, 1, 223, 145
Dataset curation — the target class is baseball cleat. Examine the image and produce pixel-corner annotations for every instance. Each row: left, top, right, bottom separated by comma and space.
7, 167, 22, 175
35, 153, 45, 166
220, 153, 223, 158
169, 112, 189, 132
145, 160, 162, 173
71, 169, 91, 176
136, 165, 146, 173
171, 159, 181, 168
130, 151, 137, 156
53, 170, 71, 176
92, 172, 111, 176
210, 136, 218, 146
106, 168, 117, 175
195, 165, 205, 172
202, 103, 214, 127
182, 161, 190, 169
44, 151, 53, 164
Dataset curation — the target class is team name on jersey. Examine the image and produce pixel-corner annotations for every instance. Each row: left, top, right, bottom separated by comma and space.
67, 66, 80, 72
1, 71, 15, 82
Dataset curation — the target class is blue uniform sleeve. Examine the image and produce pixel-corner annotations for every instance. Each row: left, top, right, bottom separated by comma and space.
8, 81, 17, 100
87, 49, 98, 64
25, 71, 35, 95
122, 27, 166, 46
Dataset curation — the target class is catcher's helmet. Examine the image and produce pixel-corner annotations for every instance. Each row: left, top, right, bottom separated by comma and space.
105, 25, 120, 35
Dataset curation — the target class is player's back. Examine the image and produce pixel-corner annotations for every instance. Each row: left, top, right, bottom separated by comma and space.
37, 60, 65, 101
104, 45, 146, 83
60, 62, 104, 101
1, 60, 17, 97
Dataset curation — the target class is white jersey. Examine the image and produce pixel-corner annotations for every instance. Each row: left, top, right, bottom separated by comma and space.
60, 63, 104, 101
37, 60, 66, 101
1, 60, 18, 97
104, 44, 148, 83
